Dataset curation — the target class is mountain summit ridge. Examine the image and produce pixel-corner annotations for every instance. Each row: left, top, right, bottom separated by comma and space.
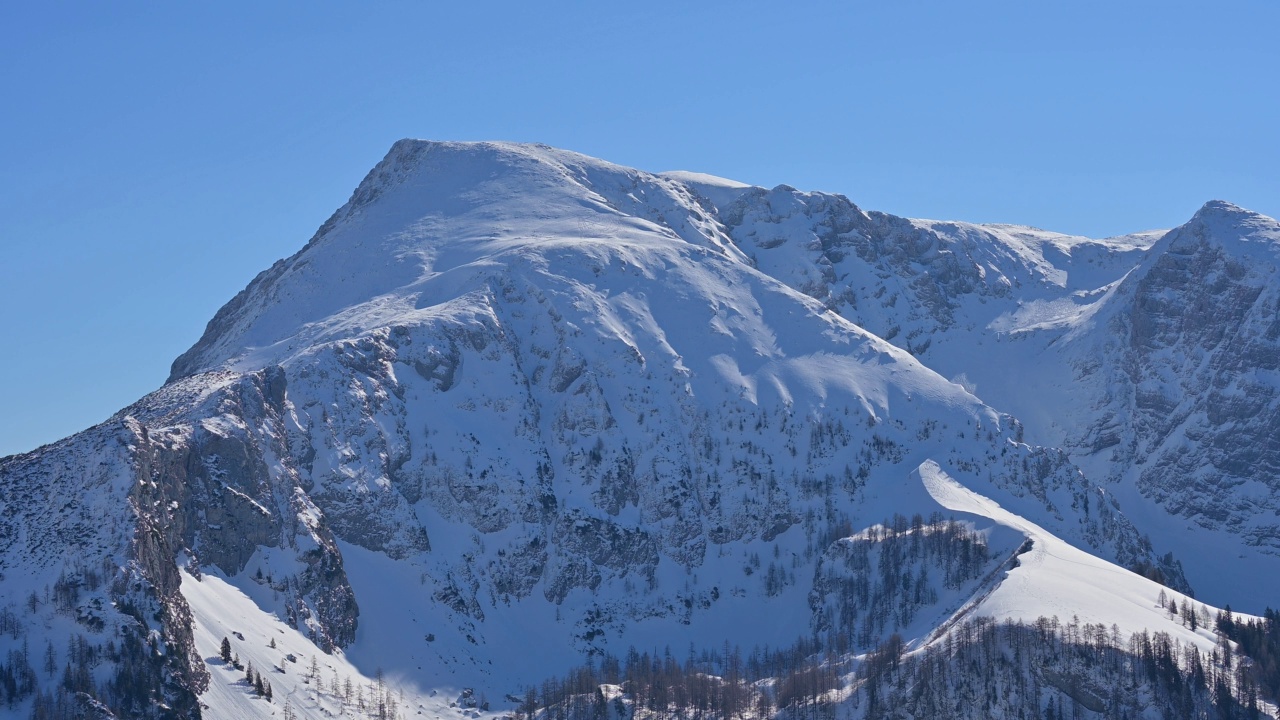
169, 139, 756, 382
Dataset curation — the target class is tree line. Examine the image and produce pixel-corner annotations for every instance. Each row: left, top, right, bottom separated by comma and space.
523, 611, 1275, 720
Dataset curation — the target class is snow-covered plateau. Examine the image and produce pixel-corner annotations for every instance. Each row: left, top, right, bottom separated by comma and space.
2, 140, 1278, 719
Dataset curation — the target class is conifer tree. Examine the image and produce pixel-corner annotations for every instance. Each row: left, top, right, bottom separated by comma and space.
43, 640, 57, 677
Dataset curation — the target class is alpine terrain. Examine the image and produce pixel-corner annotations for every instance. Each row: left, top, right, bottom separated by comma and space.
2, 140, 1278, 719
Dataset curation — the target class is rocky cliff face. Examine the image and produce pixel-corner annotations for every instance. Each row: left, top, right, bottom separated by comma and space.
124, 369, 362, 651
1094, 202, 1280, 541
710, 182, 1151, 356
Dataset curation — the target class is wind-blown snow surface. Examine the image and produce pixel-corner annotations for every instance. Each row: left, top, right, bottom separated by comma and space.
1, 139, 1277, 719
917, 461, 1218, 654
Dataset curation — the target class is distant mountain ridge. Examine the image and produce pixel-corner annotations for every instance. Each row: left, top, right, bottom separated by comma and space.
2, 139, 1277, 719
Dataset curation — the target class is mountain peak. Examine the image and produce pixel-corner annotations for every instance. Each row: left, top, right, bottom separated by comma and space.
169, 140, 753, 381
1185, 198, 1276, 233
171, 139, 601, 381
1197, 198, 1248, 213
1171, 199, 1280, 257
336, 139, 613, 222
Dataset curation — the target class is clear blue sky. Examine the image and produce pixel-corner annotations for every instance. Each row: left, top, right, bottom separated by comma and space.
2, 1, 1277, 456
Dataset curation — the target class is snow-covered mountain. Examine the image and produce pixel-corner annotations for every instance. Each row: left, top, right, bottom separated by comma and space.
1, 140, 1277, 719
723, 177, 1280, 610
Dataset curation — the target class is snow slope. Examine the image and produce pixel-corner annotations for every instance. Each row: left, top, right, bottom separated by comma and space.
919, 460, 1221, 655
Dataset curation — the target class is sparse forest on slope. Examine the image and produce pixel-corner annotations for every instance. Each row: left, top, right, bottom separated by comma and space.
525, 613, 1273, 720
